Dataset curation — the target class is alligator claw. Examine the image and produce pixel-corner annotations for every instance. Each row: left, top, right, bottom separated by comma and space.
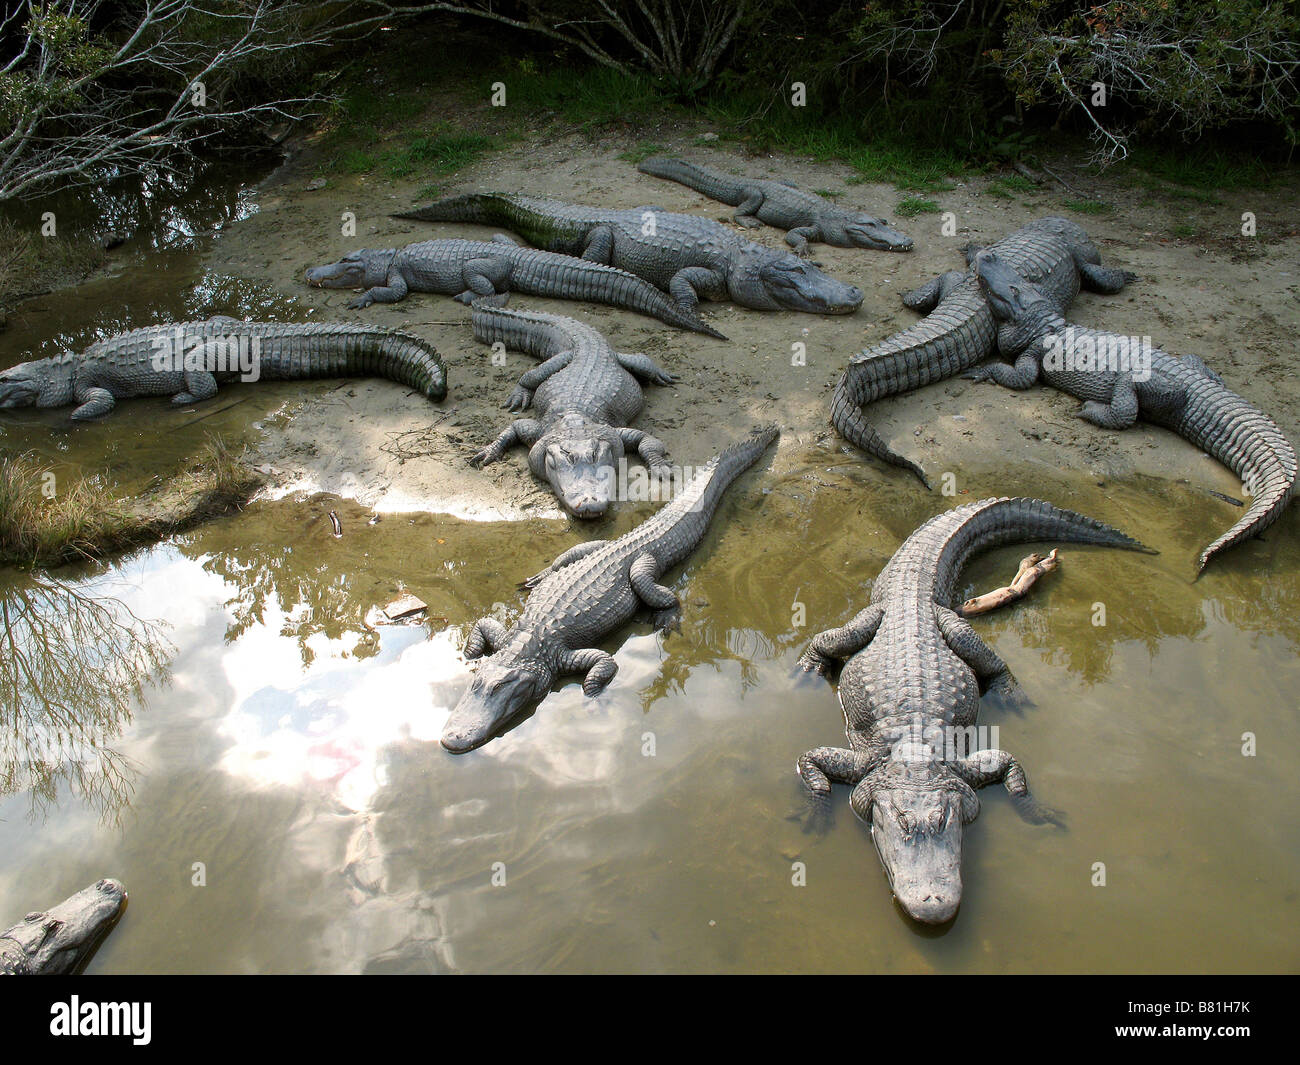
504, 387, 532, 412
962, 366, 994, 383
983, 680, 1034, 715
468, 449, 491, 468
347, 296, 373, 310
652, 606, 682, 636
796, 792, 835, 835
796, 651, 833, 677
1012, 793, 1066, 828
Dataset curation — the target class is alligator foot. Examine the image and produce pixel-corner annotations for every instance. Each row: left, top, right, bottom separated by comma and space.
651, 604, 682, 635
796, 649, 835, 678
957, 549, 1059, 617
1011, 792, 1066, 828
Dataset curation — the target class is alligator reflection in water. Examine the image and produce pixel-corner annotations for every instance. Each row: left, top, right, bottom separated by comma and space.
0, 574, 172, 824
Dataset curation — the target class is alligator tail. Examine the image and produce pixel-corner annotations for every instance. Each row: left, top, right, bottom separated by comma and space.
830, 372, 930, 487
392, 194, 501, 225
671, 424, 781, 525
1176, 381, 1298, 571
636, 158, 746, 203
248, 323, 447, 401
392, 194, 564, 250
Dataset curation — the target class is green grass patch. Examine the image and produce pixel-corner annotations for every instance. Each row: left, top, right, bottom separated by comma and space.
618, 141, 670, 164
1128, 144, 1274, 191
812, 187, 843, 199
896, 197, 941, 217
1171, 223, 1200, 239
1064, 199, 1113, 214
383, 130, 496, 179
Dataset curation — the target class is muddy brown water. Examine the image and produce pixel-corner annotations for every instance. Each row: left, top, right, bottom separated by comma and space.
2, 164, 1299, 974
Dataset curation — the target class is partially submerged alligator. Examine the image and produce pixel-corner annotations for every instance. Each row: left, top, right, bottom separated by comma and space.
443, 424, 779, 752
830, 217, 1133, 483
469, 305, 678, 519
305, 238, 725, 338
2, 879, 126, 974
797, 497, 1149, 923
971, 250, 1298, 570
637, 157, 913, 256
393, 194, 864, 315
0, 318, 447, 419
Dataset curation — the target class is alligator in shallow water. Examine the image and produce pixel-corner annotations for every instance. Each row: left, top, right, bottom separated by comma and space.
392, 193, 864, 315
797, 497, 1149, 924
830, 217, 1134, 484
636, 157, 913, 256
1, 879, 126, 974
443, 424, 779, 752
0, 318, 447, 419
970, 250, 1298, 571
305, 238, 725, 338
468, 305, 678, 519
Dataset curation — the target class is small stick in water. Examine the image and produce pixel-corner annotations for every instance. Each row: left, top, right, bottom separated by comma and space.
328, 511, 343, 538
957, 549, 1059, 617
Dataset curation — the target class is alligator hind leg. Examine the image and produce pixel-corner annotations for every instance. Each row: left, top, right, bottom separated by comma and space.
630, 551, 680, 632
951, 749, 1063, 826
964, 351, 1042, 389
668, 267, 726, 313
798, 605, 884, 677
733, 192, 766, 228
456, 257, 512, 305
558, 647, 618, 696
1180, 353, 1223, 385
507, 351, 573, 411
523, 539, 610, 588
579, 226, 616, 265
70, 387, 117, 419
173, 371, 219, 406
464, 618, 508, 659
469, 418, 541, 467
1078, 260, 1138, 294
936, 606, 1029, 709
797, 746, 876, 831
615, 351, 679, 386
902, 269, 965, 312
1076, 376, 1138, 429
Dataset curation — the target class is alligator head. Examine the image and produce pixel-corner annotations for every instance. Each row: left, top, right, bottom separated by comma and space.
442, 645, 553, 753
731, 248, 864, 313
851, 746, 979, 924
839, 214, 914, 252
528, 413, 622, 519
0, 362, 45, 408
2, 879, 126, 974
973, 249, 1057, 355
305, 249, 394, 290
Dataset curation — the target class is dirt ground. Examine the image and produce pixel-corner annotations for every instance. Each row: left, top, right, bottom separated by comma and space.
205, 123, 1300, 521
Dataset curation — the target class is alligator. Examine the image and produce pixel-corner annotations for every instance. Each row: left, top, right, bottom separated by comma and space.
0, 318, 447, 419
829, 217, 1134, 484
468, 305, 678, 519
392, 194, 864, 315
305, 238, 726, 339
636, 157, 914, 256
443, 424, 779, 752
797, 497, 1149, 923
2, 879, 126, 974
970, 250, 1298, 571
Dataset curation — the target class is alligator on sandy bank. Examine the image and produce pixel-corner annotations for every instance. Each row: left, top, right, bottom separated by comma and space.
830, 217, 1134, 484
798, 497, 1150, 924
0, 318, 447, 419
2, 879, 126, 974
443, 424, 779, 752
392, 194, 864, 315
970, 250, 1298, 571
468, 305, 678, 519
305, 238, 725, 339
636, 157, 913, 256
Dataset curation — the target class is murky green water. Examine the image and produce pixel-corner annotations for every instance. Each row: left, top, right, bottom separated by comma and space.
2, 168, 1299, 973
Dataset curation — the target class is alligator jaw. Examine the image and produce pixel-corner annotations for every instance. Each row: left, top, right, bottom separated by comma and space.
3, 878, 127, 974
0, 371, 39, 408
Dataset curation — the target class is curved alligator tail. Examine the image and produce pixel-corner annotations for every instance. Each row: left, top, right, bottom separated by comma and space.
230, 322, 447, 401
393, 194, 562, 250
830, 373, 931, 487
671, 423, 781, 527
1175, 380, 1298, 571
636, 158, 748, 203
507, 247, 727, 340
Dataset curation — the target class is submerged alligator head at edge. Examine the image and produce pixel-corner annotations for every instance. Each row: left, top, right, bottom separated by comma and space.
1, 878, 127, 975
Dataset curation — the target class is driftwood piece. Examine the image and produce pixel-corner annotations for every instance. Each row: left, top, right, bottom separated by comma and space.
957, 549, 1059, 617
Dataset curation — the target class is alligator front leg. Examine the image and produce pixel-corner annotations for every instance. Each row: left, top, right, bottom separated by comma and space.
506, 351, 573, 411
522, 539, 610, 588
173, 370, 219, 406
630, 550, 680, 631
469, 418, 542, 467
350, 272, 409, 309
964, 351, 1042, 389
615, 351, 679, 386
1076, 375, 1139, 430
1077, 259, 1137, 294
784, 226, 821, 257
668, 267, 726, 312
733, 192, 766, 228
619, 428, 671, 472
558, 647, 618, 696
464, 618, 508, 659
950, 748, 1063, 826
69, 387, 117, 420
797, 746, 876, 830
798, 604, 884, 677
935, 606, 1028, 708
